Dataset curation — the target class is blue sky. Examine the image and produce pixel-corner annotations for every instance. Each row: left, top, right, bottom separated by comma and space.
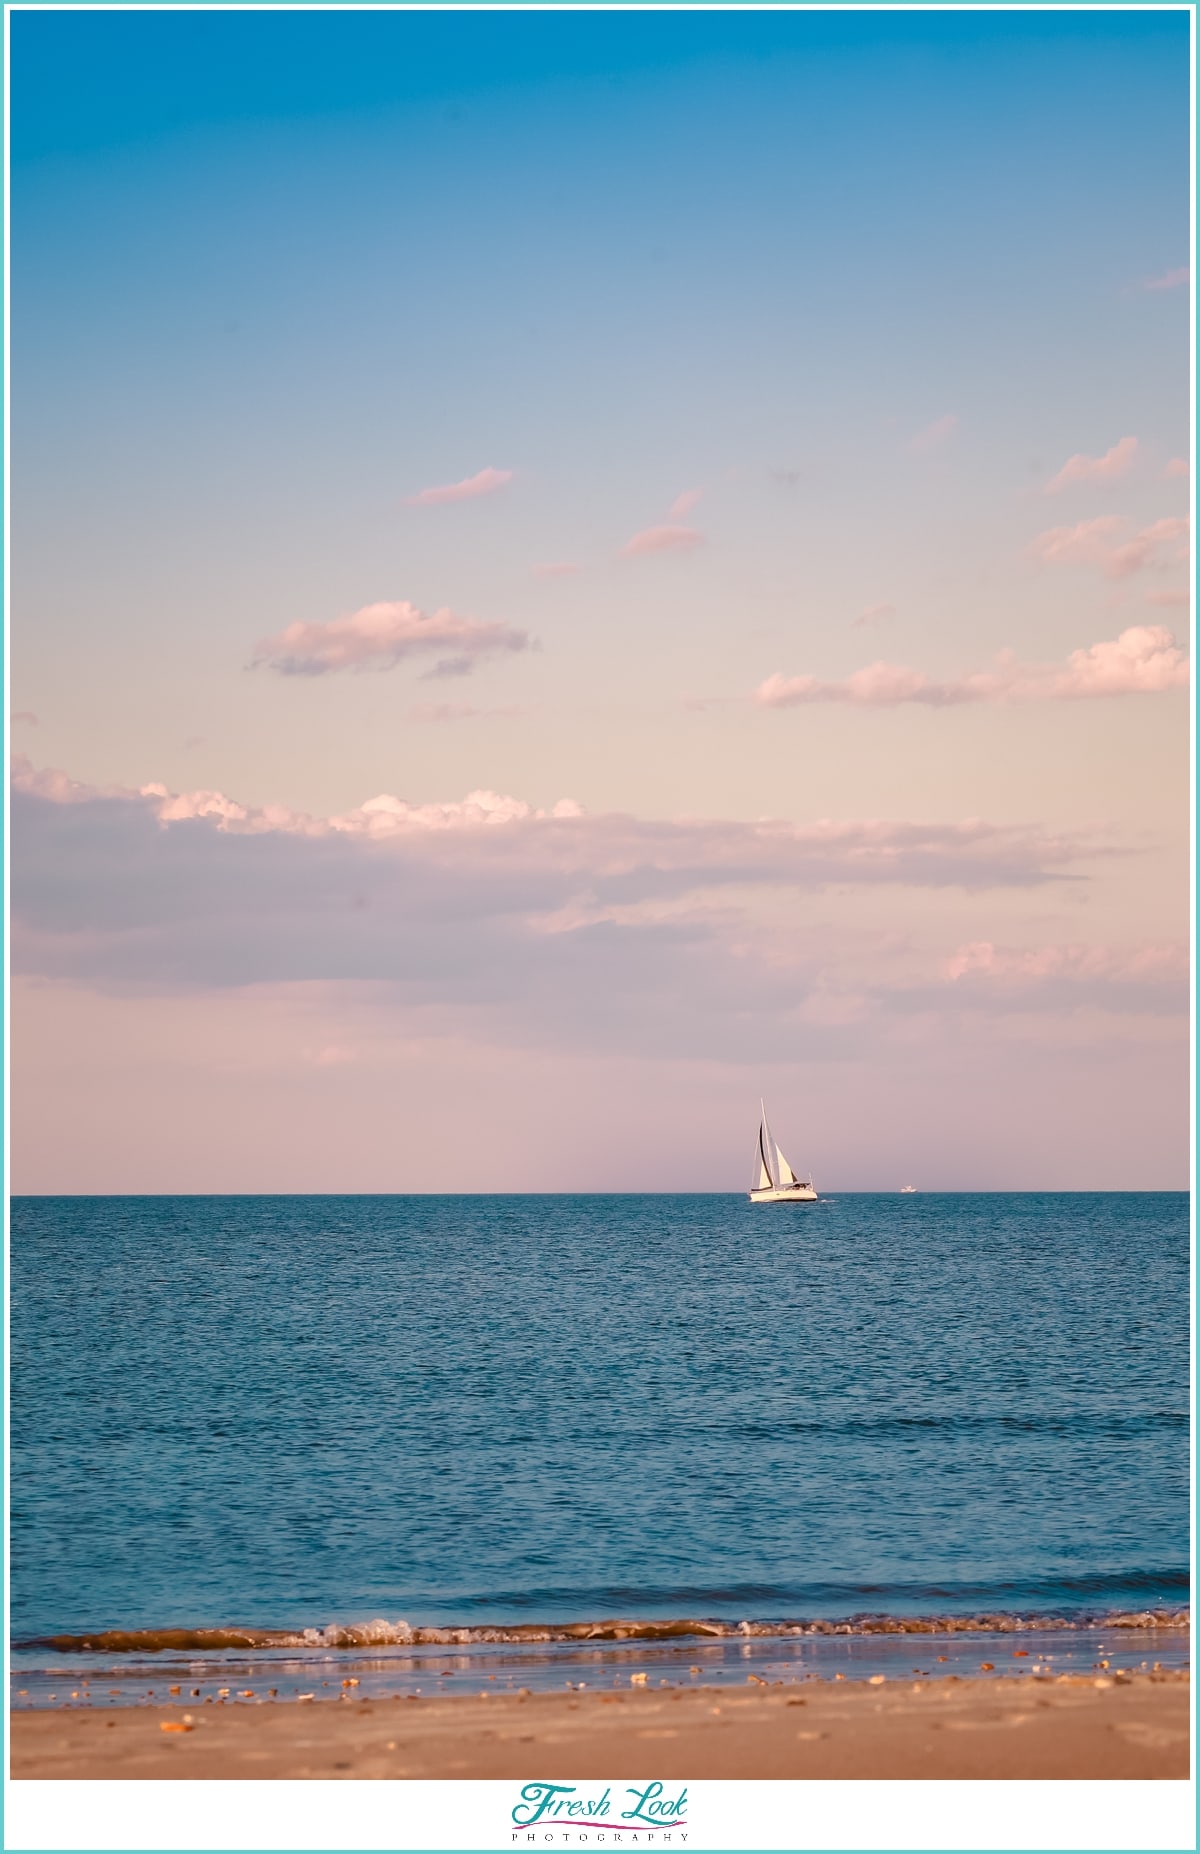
11, 8, 1192, 1190
13, 11, 1186, 161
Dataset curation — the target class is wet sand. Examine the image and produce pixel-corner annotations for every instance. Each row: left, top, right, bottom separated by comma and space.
10, 1672, 1190, 1780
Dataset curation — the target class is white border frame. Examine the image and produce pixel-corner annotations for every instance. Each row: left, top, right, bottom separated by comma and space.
3, 4, 1195, 1850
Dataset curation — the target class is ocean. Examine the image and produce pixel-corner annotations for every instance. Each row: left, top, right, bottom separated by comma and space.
10, 1192, 1190, 1703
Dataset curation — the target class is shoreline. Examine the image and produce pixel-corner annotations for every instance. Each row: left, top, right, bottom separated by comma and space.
10, 1672, 1191, 1780
22, 1607, 1191, 1653
13, 1620, 1188, 1712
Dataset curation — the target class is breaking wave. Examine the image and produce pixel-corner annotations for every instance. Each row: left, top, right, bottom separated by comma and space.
26, 1607, 1190, 1654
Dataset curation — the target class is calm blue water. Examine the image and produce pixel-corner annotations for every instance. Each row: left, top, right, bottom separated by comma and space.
10, 1193, 1189, 1642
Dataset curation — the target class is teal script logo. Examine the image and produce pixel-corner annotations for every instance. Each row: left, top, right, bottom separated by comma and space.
511, 1783, 689, 1830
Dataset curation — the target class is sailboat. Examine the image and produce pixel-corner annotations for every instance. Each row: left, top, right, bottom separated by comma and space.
750, 1102, 817, 1203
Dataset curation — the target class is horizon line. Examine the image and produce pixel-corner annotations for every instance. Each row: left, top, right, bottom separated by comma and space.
8, 1187, 1189, 1201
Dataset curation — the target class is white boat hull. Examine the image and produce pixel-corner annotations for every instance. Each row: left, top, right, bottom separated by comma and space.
749, 1182, 817, 1204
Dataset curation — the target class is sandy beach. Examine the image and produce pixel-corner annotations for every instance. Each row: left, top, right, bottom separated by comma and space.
11, 1672, 1189, 1780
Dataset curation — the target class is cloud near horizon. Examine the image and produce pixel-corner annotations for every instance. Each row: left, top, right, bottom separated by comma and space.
754, 625, 1189, 710
1044, 436, 1138, 494
11, 752, 1097, 905
405, 466, 514, 506
945, 938, 1187, 986
1030, 515, 1189, 579
251, 600, 534, 676
11, 759, 1173, 1184
622, 523, 705, 558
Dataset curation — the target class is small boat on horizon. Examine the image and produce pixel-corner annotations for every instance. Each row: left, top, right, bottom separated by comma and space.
750, 1102, 817, 1204
900, 1184, 918, 1194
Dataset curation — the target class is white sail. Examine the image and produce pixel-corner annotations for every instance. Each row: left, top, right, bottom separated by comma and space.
752, 1115, 775, 1191
774, 1142, 798, 1187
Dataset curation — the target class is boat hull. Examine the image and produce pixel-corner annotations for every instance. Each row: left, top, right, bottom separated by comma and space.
749, 1184, 818, 1204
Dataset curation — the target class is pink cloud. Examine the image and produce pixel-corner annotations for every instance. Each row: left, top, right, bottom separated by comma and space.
95, 770, 584, 839
1044, 435, 1138, 494
138, 781, 253, 825
945, 940, 1187, 985
405, 466, 514, 507
11, 710, 38, 727
755, 625, 1189, 710
1029, 515, 1121, 567
1163, 458, 1189, 479
10, 758, 124, 804
1146, 589, 1189, 608
669, 488, 704, 519
13, 740, 1183, 1193
1107, 518, 1190, 579
1030, 514, 1188, 579
853, 603, 895, 628
909, 414, 958, 455
13, 755, 1088, 892
532, 562, 579, 580
621, 524, 705, 558
1143, 267, 1189, 293
251, 600, 533, 677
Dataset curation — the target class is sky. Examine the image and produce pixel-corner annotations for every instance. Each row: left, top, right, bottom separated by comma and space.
10, 7, 1192, 1193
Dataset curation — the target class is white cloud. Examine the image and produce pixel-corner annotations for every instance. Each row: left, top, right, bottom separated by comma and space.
336, 789, 584, 835
251, 600, 533, 677
755, 626, 1189, 709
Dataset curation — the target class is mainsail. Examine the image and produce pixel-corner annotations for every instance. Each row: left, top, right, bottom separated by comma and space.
753, 1100, 802, 1191
752, 1114, 775, 1192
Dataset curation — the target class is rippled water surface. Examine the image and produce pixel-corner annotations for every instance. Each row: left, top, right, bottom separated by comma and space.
10, 1193, 1189, 1640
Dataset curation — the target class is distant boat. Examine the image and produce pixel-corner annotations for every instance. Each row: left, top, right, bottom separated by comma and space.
750, 1101, 817, 1204
900, 1185, 918, 1194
